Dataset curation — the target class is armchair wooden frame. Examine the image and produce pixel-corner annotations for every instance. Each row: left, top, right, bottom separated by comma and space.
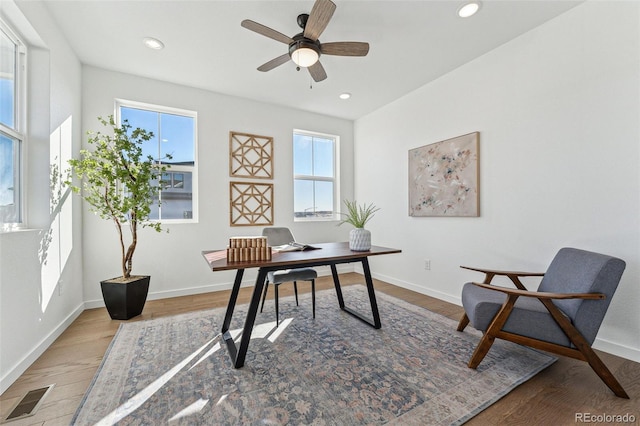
457, 266, 629, 399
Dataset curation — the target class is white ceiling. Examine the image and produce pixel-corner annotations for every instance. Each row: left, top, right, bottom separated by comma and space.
43, 0, 581, 120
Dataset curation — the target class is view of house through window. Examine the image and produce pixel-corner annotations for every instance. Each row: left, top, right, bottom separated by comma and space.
118, 101, 197, 221
0, 20, 25, 226
293, 130, 339, 220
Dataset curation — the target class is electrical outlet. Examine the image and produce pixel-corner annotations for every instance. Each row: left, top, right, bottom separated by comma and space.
424, 259, 431, 270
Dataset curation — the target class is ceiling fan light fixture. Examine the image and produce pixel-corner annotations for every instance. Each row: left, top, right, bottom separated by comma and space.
289, 41, 320, 67
292, 47, 319, 67
242, 0, 368, 81
457, 1, 481, 18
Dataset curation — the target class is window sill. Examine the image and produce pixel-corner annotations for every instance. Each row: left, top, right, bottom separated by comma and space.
293, 217, 341, 223
0, 227, 42, 239
0, 225, 34, 234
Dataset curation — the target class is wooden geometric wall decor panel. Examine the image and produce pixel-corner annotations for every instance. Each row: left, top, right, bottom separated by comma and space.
229, 132, 274, 179
229, 181, 274, 226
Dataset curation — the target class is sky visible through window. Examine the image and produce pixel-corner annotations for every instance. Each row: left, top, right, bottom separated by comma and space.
0, 133, 16, 208
0, 28, 15, 129
0, 27, 17, 213
120, 107, 194, 165
120, 105, 196, 220
293, 132, 335, 218
0, 80, 13, 128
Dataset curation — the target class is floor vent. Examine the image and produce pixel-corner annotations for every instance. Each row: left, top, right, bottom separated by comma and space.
2, 384, 54, 423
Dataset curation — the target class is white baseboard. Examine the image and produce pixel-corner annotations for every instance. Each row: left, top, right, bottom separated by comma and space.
368, 271, 640, 363
369, 270, 462, 305
594, 337, 640, 363
0, 303, 85, 395
7, 264, 637, 397
84, 264, 354, 309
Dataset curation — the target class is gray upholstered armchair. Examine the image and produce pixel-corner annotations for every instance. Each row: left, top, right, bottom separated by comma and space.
457, 247, 628, 398
260, 227, 317, 326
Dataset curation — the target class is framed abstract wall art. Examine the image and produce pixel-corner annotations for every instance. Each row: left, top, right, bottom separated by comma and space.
408, 132, 479, 217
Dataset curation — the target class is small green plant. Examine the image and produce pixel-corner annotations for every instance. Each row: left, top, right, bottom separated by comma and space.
338, 200, 380, 228
66, 116, 171, 280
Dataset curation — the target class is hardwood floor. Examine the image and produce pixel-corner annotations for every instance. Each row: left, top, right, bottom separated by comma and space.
1, 273, 638, 425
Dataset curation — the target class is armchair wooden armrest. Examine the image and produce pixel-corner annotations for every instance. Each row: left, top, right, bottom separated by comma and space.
458, 248, 629, 398
470, 282, 606, 300
460, 265, 545, 289
461, 265, 545, 277
464, 281, 625, 398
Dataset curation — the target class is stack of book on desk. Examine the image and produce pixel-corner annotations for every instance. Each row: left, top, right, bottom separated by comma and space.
226, 236, 272, 262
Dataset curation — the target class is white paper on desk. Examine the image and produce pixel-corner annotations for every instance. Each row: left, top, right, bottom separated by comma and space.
272, 242, 320, 252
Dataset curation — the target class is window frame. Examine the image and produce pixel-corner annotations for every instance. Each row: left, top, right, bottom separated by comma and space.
115, 99, 198, 224
293, 129, 340, 222
0, 18, 27, 230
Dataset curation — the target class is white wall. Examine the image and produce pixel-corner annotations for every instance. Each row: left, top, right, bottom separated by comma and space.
0, 0, 84, 393
354, 1, 640, 361
2, 0, 636, 398
81, 66, 354, 306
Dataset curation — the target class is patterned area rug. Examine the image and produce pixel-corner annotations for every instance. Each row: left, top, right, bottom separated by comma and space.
73, 285, 555, 425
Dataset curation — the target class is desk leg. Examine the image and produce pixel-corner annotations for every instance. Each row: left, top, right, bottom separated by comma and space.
330, 258, 382, 329
330, 264, 345, 308
235, 269, 267, 368
361, 257, 381, 328
221, 268, 267, 368
222, 269, 244, 335
221, 269, 244, 363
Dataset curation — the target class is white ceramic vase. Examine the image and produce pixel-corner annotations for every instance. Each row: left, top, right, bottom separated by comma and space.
349, 228, 371, 251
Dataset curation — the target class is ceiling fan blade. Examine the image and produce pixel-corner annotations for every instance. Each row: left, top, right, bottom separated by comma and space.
257, 53, 291, 72
321, 41, 370, 57
303, 0, 336, 41
241, 20, 293, 45
308, 61, 327, 82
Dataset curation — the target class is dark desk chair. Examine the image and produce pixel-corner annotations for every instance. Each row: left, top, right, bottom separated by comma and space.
260, 227, 317, 326
457, 247, 628, 398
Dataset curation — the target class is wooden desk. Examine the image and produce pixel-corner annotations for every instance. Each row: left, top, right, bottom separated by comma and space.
202, 242, 401, 368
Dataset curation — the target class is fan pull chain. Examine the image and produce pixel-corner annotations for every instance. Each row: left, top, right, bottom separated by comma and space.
296, 66, 313, 89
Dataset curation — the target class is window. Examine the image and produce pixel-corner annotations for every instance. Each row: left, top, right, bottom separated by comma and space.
0, 20, 25, 227
117, 100, 197, 222
162, 172, 184, 189
293, 130, 339, 220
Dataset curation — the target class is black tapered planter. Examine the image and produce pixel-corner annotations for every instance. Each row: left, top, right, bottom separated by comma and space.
100, 275, 150, 320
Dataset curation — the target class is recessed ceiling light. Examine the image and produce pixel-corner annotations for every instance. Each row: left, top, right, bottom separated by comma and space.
143, 37, 164, 50
339, 93, 351, 100
457, 1, 481, 18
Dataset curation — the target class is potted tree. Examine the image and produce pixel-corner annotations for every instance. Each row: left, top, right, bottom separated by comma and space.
338, 200, 380, 251
66, 116, 170, 319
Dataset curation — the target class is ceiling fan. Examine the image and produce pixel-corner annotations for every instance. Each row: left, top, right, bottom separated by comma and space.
241, 0, 369, 82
